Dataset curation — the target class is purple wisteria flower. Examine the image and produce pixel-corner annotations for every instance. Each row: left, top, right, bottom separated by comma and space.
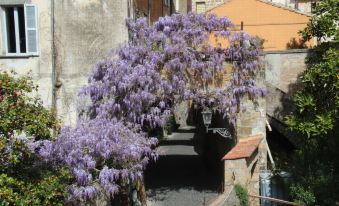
37, 12, 265, 202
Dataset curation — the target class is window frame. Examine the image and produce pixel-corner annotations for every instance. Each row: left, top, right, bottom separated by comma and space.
196, 2, 206, 14
164, 0, 171, 7
0, 3, 39, 57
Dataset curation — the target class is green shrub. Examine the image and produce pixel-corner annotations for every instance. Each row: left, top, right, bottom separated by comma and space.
290, 184, 316, 206
0, 71, 71, 205
284, 0, 339, 204
164, 114, 176, 135
234, 184, 249, 206
0, 169, 71, 206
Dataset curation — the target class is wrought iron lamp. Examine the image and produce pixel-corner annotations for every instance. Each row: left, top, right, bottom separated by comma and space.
201, 108, 232, 139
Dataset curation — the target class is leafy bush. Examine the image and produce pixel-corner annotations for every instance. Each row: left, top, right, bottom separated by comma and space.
0, 169, 71, 206
290, 184, 316, 205
164, 115, 176, 135
234, 184, 249, 206
0, 71, 70, 205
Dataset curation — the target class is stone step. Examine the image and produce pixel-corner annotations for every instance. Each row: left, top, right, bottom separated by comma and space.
160, 139, 193, 146
163, 132, 195, 141
157, 145, 197, 156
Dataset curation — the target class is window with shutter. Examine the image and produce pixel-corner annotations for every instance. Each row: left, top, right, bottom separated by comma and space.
1, 4, 38, 56
25, 4, 38, 54
196, 2, 206, 14
164, 0, 171, 7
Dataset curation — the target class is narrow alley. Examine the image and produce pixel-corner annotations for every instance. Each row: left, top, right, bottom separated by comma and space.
145, 127, 221, 206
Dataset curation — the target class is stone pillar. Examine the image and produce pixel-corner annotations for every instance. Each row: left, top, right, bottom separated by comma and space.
235, 98, 266, 206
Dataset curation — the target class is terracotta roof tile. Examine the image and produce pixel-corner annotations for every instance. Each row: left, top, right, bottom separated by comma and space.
222, 134, 263, 160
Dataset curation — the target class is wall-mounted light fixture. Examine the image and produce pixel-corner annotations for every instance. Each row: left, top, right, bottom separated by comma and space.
201, 108, 232, 139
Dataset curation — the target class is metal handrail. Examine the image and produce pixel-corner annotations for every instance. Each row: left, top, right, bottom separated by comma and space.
249, 194, 303, 206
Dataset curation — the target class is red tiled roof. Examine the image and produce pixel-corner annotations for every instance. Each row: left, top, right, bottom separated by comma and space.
222, 134, 263, 160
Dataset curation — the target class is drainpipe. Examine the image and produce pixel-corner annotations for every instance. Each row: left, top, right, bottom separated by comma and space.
170, 0, 173, 15
51, 0, 56, 110
162, 0, 164, 19
127, 0, 131, 18
148, 0, 151, 25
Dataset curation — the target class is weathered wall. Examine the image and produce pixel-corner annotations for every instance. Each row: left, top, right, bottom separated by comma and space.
265, 49, 308, 146
54, 0, 129, 125
0, 0, 129, 126
0, 0, 53, 107
265, 49, 308, 121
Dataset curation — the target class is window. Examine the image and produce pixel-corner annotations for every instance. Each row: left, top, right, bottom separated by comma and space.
311, 1, 317, 12
196, 2, 206, 14
164, 0, 171, 7
1, 4, 38, 55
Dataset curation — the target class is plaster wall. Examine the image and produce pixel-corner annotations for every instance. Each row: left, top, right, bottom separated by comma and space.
208, 0, 313, 51
54, 0, 129, 125
0, 0, 129, 126
0, 0, 53, 107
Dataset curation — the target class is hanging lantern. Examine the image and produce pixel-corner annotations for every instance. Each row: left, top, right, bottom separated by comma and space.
201, 108, 212, 130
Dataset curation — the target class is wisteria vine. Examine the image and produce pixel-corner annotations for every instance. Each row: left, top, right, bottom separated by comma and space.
37, 13, 265, 201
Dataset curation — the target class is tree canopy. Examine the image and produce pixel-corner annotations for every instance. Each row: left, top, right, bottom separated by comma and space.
286, 0, 339, 204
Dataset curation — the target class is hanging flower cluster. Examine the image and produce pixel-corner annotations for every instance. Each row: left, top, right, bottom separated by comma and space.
37, 13, 265, 201
37, 118, 157, 201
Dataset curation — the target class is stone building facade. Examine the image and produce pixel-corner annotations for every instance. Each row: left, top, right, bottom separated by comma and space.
134, 0, 190, 24
0, 0, 189, 125
0, 0, 131, 125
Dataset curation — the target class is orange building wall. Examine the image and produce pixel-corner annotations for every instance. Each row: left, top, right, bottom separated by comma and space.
208, 0, 313, 51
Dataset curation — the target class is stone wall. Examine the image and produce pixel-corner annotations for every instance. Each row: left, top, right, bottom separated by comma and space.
236, 60, 267, 168
265, 49, 308, 122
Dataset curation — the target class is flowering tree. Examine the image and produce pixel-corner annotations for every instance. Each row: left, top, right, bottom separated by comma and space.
38, 13, 265, 202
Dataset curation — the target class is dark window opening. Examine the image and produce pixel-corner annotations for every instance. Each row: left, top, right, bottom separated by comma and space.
4, 6, 26, 54
18, 7, 26, 53
5, 7, 16, 53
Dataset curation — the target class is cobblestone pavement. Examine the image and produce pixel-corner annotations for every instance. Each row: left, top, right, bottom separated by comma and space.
144, 129, 221, 206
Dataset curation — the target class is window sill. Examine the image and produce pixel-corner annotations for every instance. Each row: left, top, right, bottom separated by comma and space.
0, 54, 39, 59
